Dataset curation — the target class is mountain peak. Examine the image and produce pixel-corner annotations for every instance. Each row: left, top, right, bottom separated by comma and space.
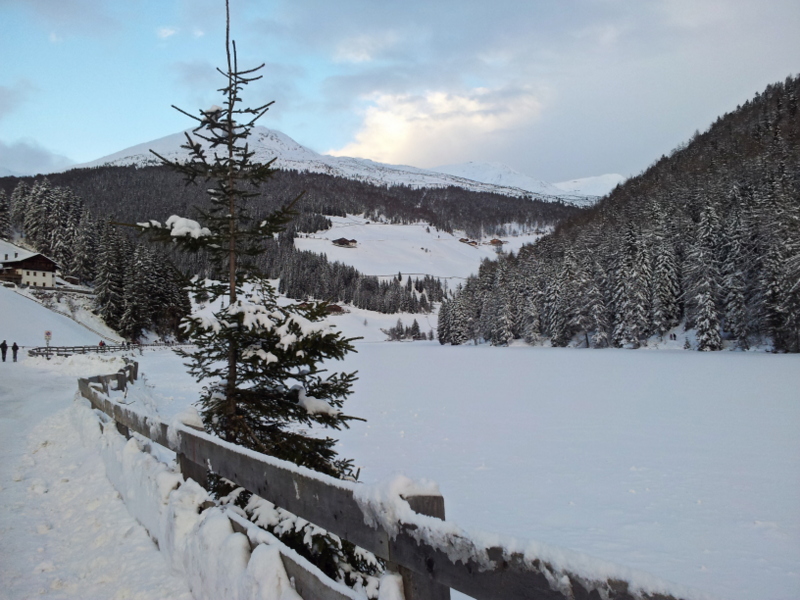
65, 127, 609, 206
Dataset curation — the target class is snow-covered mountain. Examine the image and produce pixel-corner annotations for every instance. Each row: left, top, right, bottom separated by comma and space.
68, 126, 596, 206
554, 173, 625, 197
432, 161, 567, 197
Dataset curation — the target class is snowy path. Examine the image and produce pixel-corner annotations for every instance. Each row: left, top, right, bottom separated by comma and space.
0, 358, 191, 600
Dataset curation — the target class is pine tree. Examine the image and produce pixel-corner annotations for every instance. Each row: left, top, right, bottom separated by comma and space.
138, 0, 359, 477
695, 284, 722, 351
118, 245, 150, 341
721, 194, 749, 349
9, 181, 30, 228
437, 298, 451, 344
69, 210, 97, 283
0, 190, 10, 239
133, 3, 374, 586
650, 212, 680, 338
94, 224, 127, 328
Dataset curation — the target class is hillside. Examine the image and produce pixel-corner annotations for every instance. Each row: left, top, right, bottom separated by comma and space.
441, 75, 800, 352
0, 285, 121, 347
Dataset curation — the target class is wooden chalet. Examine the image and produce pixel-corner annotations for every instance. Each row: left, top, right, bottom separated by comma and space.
332, 237, 357, 248
0, 240, 59, 288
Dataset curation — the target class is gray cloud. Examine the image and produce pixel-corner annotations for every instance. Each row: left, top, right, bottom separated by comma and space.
1, 0, 121, 36
0, 139, 74, 176
172, 60, 219, 92
0, 81, 35, 120
255, 0, 800, 180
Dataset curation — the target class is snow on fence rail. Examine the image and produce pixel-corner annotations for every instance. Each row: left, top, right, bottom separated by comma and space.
77, 363, 692, 600
28, 342, 192, 358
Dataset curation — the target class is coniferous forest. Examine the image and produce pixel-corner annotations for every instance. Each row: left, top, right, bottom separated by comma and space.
439, 76, 800, 352
0, 162, 579, 324
0, 179, 191, 341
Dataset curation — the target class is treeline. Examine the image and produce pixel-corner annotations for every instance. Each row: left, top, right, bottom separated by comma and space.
440, 75, 800, 352
3, 162, 560, 315
381, 318, 435, 341
0, 164, 580, 240
0, 179, 190, 341
265, 238, 446, 314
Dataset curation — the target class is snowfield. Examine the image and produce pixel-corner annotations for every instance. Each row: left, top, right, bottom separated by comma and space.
294, 215, 544, 281
1, 276, 799, 600
134, 342, 800, 600
0, 285, 121, 347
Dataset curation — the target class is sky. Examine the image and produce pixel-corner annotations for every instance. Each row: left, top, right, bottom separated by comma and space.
0, 0, 798, 182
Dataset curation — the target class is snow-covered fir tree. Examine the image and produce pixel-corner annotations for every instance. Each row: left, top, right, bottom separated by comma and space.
0, 189, 10, 239
135, 1, 375, 588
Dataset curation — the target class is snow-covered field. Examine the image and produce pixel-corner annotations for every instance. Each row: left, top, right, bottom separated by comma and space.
134, 342, 800, 600
294, 215, 543, 280
2, 266, 799, 600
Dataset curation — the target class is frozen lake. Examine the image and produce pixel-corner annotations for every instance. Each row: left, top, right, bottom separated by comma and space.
136, 342, 800, 600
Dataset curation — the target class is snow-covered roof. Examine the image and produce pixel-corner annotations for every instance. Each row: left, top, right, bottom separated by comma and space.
0, 239, 37, 264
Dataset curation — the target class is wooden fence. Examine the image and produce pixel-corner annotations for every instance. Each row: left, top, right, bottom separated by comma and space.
78, 363, 687, 600
28, 342, 189, 358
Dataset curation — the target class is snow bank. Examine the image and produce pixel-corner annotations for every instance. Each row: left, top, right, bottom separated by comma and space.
353, 474, 712, 600
70, 398, 305, 600
27, 353, 128, 376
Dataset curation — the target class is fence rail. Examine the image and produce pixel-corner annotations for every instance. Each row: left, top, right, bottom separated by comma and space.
77, 363, 687, 600
28, 342, 190, 358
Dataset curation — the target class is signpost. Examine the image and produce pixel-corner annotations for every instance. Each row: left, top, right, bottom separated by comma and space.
44, 330, 52, 360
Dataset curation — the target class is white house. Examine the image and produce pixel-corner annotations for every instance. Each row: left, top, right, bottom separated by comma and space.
0, 239, 59, 288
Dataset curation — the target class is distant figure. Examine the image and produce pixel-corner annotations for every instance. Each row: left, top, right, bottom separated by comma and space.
99, 340, 105, 349
0, 340, 7, 362
11, 342, 19, 362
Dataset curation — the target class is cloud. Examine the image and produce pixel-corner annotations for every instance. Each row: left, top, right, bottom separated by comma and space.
172, 60, 217, 90
657, 0, 739, 29
0, 139, 74, 176
0, 81, 35, 121
334, 32, 400, 63
158, 26, 179, 39
7, 0, 120, 36
328, 87, 543, 167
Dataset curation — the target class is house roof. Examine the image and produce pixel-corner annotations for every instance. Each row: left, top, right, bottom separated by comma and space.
0, 239, 37, 263
0, 239, 57, 268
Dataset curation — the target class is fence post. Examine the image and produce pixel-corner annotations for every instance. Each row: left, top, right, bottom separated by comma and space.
177, 420, 209, 489
115, 371, 127, 392
393, 494, 451, 600
177, 453, 209, 489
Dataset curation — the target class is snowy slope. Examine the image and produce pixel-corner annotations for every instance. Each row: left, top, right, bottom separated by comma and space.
67, 126, 593, 205
294, 215, 544, 281
554, 173, 625, 197
433, 161, 568, 197
0, 286, 119, 347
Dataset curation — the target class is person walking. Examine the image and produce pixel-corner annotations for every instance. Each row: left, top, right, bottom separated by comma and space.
11, 342, 19, 362
0, 340, 7, 362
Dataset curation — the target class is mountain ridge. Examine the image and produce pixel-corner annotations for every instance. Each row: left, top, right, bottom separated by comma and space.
65, 126, 616, 206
